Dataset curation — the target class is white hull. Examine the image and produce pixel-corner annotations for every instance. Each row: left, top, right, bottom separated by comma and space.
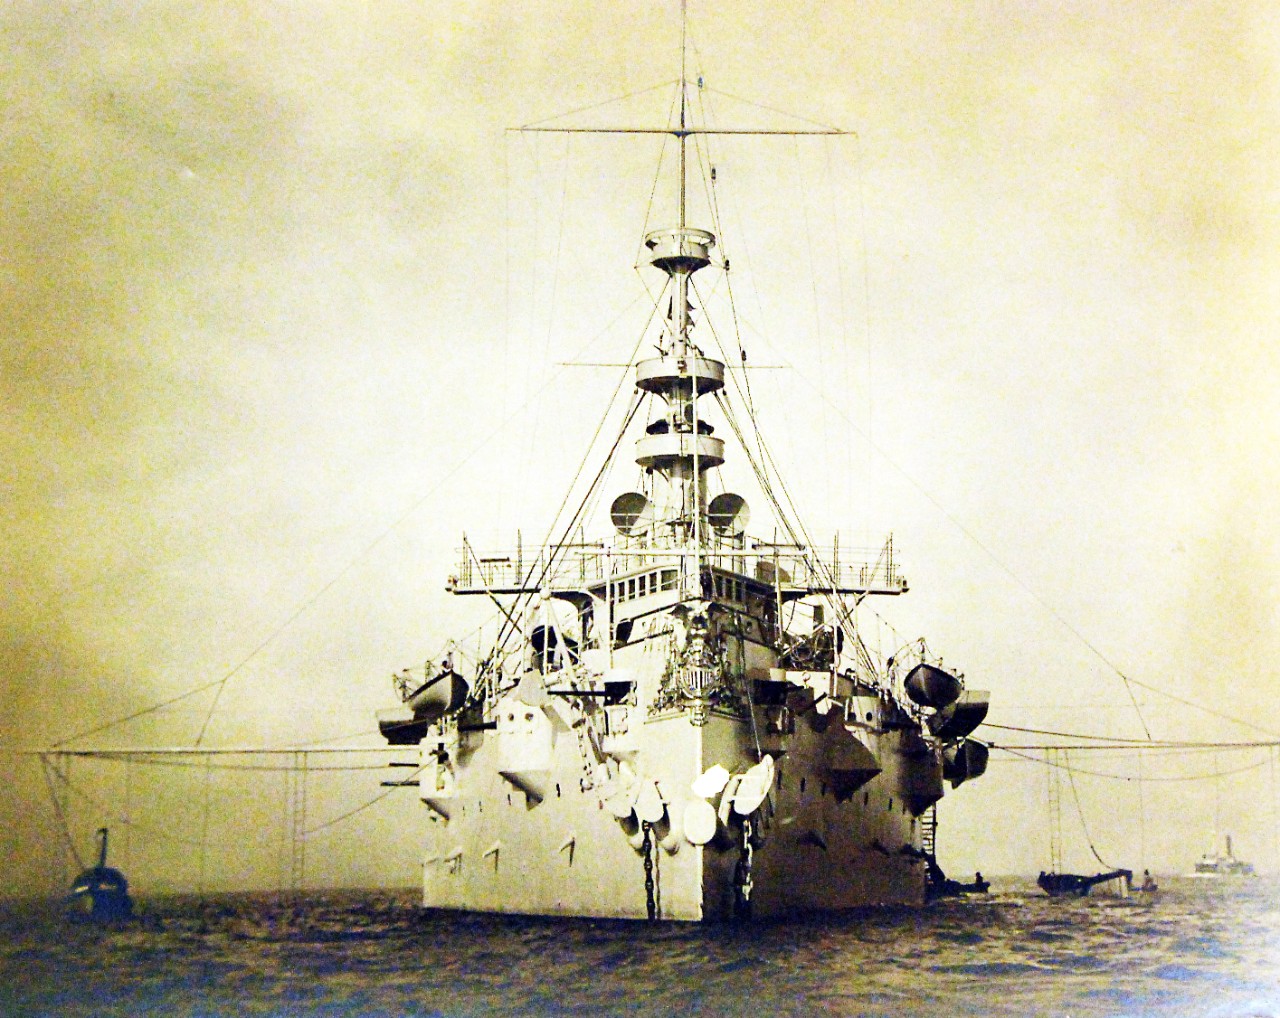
416, 655, 941, 920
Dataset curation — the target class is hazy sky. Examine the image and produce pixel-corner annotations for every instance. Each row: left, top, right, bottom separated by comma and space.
3, 1, 1279, 895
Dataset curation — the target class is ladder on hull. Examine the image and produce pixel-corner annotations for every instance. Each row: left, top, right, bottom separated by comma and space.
921, 804, 937, 861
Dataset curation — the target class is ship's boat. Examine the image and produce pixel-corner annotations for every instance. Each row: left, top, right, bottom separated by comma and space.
406, 665, 469, 721
68, 827, 133, 921
904, 664, 963, 709
936, 873, 990, 897
379, 662, 471, 745
1188, 834, 1255, 878
376, 21, 992, 921
1038, 869, 1132, 898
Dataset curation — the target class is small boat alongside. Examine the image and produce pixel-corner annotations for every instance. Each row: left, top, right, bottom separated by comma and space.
68, 827, 133, 921
1037, 869, 1132, 898
936, 872, 990, 897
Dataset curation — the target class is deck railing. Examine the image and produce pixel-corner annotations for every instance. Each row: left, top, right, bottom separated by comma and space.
448, 533, 905, 595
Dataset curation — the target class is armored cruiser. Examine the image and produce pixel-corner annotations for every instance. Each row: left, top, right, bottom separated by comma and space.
377, 44, 991, 921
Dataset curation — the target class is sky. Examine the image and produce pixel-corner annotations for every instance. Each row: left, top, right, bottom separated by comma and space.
3, 0, 1279, 896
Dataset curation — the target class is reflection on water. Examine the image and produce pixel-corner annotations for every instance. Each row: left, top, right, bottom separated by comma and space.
1, 878, 1278, 1016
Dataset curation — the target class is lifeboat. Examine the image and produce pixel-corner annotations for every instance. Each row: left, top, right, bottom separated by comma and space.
942, 739, 989, 787
903, 663, 962, 709
927, 689, 990, 740
406, 665, 470, 722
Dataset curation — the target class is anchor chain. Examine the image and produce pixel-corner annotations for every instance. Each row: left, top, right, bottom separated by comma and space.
572, 712, 599, 792
733, 817, 754, 919
642, 821, 657, 921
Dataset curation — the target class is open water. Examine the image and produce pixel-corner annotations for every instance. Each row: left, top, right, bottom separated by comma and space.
2, 878, 1278, 1017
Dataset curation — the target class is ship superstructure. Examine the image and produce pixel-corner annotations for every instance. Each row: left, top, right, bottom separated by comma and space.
377, 36, 991, 921
1189, 834, 1255, 878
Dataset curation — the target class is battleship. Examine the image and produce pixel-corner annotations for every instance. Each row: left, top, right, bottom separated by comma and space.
376, 30, 991, 921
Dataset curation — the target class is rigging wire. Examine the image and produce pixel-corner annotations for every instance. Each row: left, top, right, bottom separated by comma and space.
786, 351, 1156, 735
46, 286, 654, 752
698, 84, 848, 133
995, 744, 1273, 783
719, 309, 1280, 742
1272, 746, 1280, 871
50, 754, 391, 773
517, 79, 678, 130
475, 178, 667, 675
1137, 750, 1145, 868
684, 194, 883, 682
198, 754, 212, 894
40, 755, 209, 850
81, 121, 662, 753
710, 378, 879, 678
664, 124, 1192, 741
710, 383, 877, 680
1064, 757, 1113, 869
1046, 748, 1061, 871
486, 386, 647, 681
983, 722, 1175, 744
38, 745, 416, 866
984, 721, 1280, 749
39, 755, 84, 872
302, 764, 426, 837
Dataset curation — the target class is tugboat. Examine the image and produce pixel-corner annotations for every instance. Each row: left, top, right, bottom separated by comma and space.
68, 828, 133, 921
1188, 834, 1255, 878
376, 17, 992, 921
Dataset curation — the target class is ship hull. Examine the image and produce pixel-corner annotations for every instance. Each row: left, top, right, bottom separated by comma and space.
416, 698, 933, 920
